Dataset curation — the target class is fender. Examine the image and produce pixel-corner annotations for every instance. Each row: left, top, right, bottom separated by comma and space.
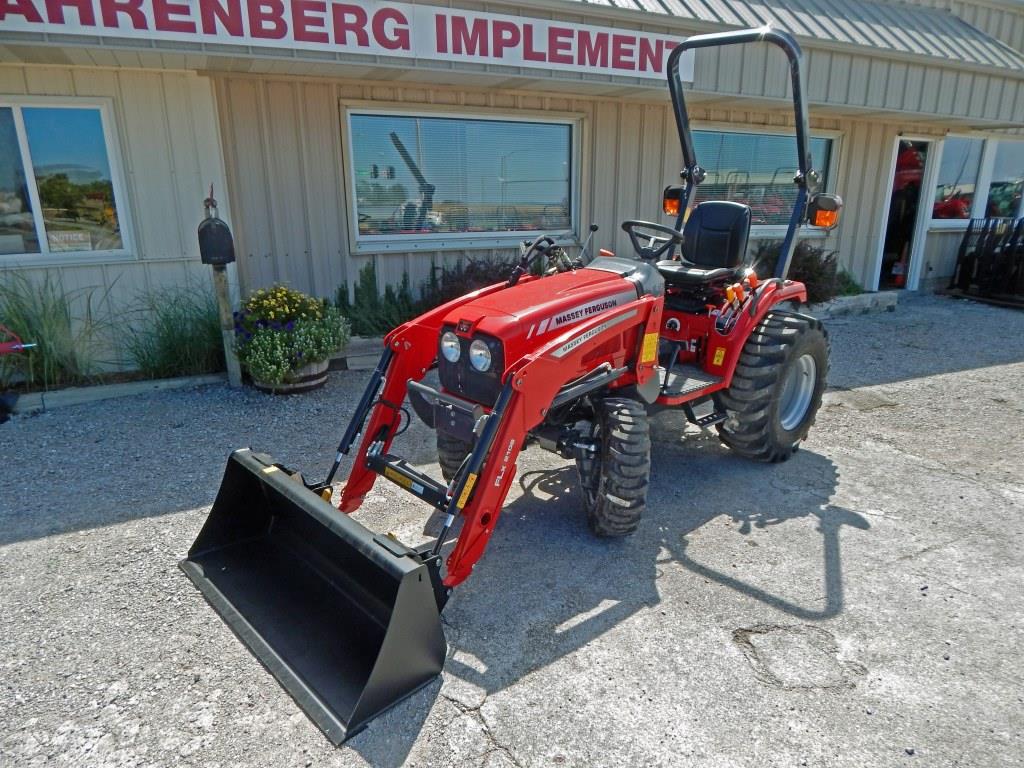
716, 280, 807, 390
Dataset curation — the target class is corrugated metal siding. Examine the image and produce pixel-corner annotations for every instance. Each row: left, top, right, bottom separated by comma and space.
0, 64, 229, 365
549, 0, 1024, 70
688, 40, 1024, 126
920, 228, 965, 287
5, 1, 1023, 124
219, 75, 957, 300
893, 0, 1024, 55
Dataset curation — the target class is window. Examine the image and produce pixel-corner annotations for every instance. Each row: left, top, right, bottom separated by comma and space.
928, 137, 1024, 224
0, 102, 126, 258
932, 137, 983, 220
986, 141, 1024, 219
691, 129, 833, 227
349, 112, 574, 244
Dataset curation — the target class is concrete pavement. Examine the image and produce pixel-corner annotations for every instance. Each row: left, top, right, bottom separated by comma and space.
1, 294, 1022, 767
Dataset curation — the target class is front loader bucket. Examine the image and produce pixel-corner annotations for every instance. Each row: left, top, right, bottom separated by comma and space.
180, 449, 446, 743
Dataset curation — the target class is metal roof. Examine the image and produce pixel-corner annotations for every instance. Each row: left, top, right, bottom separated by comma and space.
553, 0, 1024, 72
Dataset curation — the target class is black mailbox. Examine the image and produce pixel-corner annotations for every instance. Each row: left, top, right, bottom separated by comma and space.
198, 215, 236, 266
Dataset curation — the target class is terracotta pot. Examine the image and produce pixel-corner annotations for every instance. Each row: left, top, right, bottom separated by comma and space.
252, 358, 329, 394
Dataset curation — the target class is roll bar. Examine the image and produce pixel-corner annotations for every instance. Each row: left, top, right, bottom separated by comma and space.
666, 27, 820, 279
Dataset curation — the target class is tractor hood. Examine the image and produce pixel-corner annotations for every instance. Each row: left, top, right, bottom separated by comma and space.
434, 258, 663, 405
441, 258, 663, 347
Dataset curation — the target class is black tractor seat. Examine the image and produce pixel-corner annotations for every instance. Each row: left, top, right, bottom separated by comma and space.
656, 201, 752, 287
655, 262, 736, 286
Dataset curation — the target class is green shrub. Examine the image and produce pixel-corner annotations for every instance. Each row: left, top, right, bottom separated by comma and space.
751, 240, 841, 304
123, 286, 225, 379
418, 256, 518, 310
835, 269, 863, 297
236, 284, 350, 385
335, 257, 518, 337
336, 264, 418, 337
0, 271, 110, 390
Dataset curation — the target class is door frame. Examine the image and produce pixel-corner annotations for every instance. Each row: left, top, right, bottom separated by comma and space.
872, 135, 941, 292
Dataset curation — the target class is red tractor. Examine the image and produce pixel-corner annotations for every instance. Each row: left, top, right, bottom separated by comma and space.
182, 27, 844, 743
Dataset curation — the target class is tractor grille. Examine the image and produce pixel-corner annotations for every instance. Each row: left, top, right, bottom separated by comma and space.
437, 327, 504, 407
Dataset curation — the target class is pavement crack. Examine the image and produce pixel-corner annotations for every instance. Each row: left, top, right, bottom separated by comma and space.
439, 690, 484, 715
440, 690, 524, 768
733, 624, 866, 690
896, 536, 964, 562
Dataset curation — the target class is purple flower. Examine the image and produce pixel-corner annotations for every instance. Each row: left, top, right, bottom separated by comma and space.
285, 321, 294, 331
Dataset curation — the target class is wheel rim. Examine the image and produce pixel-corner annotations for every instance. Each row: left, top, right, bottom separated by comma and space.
778, 353, 817, 431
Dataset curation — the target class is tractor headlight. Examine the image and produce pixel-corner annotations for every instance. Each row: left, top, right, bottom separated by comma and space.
440, 331, 461, 363
469, 339, 492, 372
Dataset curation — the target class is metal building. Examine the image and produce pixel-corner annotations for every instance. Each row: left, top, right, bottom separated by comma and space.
0, 0, 1022, 346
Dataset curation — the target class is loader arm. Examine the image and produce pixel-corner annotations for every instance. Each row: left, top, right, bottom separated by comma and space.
443, 296, 660, 585
336, 278, 532, 512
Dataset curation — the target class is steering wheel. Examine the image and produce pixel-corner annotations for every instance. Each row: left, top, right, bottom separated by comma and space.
621, 220, 684, 261
508, 235, 557, 286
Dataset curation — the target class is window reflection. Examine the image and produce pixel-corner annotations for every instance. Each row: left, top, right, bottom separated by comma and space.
692, 130, 832, 226
22, 107, 123, 251
0, 108, 39, 255
351, 114, 572, 237
933, 137, 982, 219
986, 141, 1024, 218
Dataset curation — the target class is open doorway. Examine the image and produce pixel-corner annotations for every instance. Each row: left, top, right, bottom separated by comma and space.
880, 140, 930, 290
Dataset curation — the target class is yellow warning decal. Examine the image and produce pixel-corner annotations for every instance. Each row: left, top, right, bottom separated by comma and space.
457, 473, 478, 509
384, 466, 413, 490
712, 346, 726, 366
641, 332, 659, 363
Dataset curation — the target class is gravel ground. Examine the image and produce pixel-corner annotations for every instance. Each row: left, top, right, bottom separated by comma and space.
1, 293, 1023, 767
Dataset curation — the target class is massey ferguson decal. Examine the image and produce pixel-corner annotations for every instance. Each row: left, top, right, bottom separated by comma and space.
551, 309, 638, 359
526, 289, 636, 339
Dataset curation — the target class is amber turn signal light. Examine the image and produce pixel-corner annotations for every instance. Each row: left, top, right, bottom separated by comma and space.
806, 193, 843, 230
812, 208, 839, 228
662, 185, 683, 216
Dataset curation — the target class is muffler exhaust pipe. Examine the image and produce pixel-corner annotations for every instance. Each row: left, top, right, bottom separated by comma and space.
180, 449, 446, 743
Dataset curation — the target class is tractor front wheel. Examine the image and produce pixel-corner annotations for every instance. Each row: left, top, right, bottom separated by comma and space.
576, 397, 651, 536
437, 431, 473, 483
717, 311, 829, 462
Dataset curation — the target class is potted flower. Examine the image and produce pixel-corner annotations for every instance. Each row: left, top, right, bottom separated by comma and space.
234, 284, 350, 393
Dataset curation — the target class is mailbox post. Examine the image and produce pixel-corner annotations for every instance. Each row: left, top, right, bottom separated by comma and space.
199, 188, 242, 388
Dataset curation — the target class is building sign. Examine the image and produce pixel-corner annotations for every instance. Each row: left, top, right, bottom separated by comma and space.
0, 0, 695, 81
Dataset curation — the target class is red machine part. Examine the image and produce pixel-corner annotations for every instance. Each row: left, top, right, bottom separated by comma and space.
338, 266, 804, 587
338, 269, 661, 587
0, 324, 31, 356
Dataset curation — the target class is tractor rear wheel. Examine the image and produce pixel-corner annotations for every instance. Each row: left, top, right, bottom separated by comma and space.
576, 397, 651, 537
437, 431, 473, 483
717, 311, 829, 462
